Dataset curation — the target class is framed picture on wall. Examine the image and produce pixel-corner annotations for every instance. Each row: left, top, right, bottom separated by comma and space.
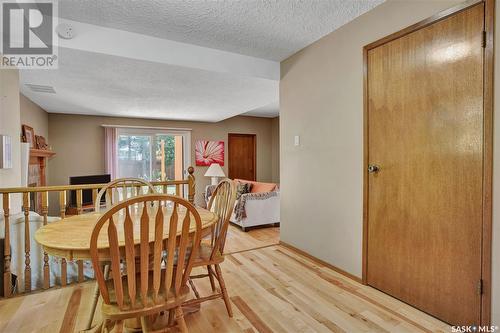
22, 125, 35, 148
35, 135, 48, 150
195, 140, 225, 166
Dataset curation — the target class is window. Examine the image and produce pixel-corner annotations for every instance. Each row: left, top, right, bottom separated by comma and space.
116, 127, 191, 182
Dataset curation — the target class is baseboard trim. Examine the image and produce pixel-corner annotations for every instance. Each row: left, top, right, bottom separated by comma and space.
279, 241, 363, 284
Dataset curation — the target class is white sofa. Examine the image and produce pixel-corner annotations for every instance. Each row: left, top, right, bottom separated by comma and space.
206, 180, 280, 231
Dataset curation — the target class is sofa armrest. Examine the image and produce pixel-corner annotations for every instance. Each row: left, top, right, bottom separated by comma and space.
234, 191, 279, 220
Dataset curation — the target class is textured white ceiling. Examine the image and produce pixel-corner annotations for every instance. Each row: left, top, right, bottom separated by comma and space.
59, 0, 384, 61
244, 101, 280, 118
22, 1, 384, 121
20, 48, 278, 122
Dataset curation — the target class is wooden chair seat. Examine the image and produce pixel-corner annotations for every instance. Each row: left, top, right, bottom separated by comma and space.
102, 270, 191, 320
169, 242, 224, 266
194, 243, 223, 264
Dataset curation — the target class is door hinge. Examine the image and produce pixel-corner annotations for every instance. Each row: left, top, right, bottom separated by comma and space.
482, 31, 487, 48
477, 279, 483, 295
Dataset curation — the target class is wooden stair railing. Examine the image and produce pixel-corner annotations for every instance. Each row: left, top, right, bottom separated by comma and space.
0, 166, 195, 298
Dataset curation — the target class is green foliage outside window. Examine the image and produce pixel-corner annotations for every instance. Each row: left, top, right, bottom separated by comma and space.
117, 134, 180, 181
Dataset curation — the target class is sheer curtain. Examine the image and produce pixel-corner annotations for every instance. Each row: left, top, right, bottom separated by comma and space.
104, 127, 117, 179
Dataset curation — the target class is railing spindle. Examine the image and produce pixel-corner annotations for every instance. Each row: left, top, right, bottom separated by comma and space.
59, 191, 66, 219
76, 189, 83, 215
75, 189, 84, 283
92, 188, 98, 210
61, 258, 67, 287
58, 191, 67, 286
105, 188, 112, 210
3, 193, 12, 297
77, 261, 84, 283
23, 193, 31, 292
188, 166, 195, 204
0, 167, 195, 295
41, 192, 50, 289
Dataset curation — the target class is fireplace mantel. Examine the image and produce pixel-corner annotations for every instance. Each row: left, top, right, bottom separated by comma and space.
28, 149, 55, 212
30, 149, 56, 159
29, 149, 55, 187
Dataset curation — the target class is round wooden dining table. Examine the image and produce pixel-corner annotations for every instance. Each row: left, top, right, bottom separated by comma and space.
34, 205, 218, 332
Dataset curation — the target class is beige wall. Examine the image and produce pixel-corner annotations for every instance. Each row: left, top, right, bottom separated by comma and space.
271, 116, 280, 183
20, 94, 49, 140
280, 0, 500, 325
0, 69, 22, 214
19, 94, 50, 183
48, 113, 276, 206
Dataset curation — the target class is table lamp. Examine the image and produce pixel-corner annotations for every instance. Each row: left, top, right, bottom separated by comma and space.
204, 163, 225, 185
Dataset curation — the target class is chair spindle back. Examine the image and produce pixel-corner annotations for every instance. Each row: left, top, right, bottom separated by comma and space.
207, 179, 237, 258
95, 178, 156, 212
90, 194, 202, 311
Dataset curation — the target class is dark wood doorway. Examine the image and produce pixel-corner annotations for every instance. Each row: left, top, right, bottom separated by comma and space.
228, 133, 256, 181
363, 1, 493, 326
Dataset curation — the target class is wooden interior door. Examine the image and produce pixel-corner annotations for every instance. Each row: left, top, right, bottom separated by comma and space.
366, 4, 485, 325
228, 134, 256, 180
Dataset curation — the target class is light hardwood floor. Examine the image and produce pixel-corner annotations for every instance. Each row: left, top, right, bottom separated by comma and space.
224, 224, 280, 254
0, 227, 449, 333
0, 226, 450, 333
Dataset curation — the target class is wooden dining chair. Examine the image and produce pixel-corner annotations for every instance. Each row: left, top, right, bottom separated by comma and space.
94, 178, 156, 213
85, 178, 157, 329
90, 194, 202, 332
185, 179, 237, 317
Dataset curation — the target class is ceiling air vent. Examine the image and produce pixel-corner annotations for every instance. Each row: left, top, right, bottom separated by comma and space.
25, 84, 56, 94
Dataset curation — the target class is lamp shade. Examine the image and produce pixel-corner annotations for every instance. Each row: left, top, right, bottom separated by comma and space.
204, 163, 225, 177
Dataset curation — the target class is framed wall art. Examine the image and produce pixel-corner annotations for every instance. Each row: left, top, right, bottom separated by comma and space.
195, 140, 224, 166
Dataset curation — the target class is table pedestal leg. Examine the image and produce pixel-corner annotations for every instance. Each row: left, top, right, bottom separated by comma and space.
85, 264, 109, 330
